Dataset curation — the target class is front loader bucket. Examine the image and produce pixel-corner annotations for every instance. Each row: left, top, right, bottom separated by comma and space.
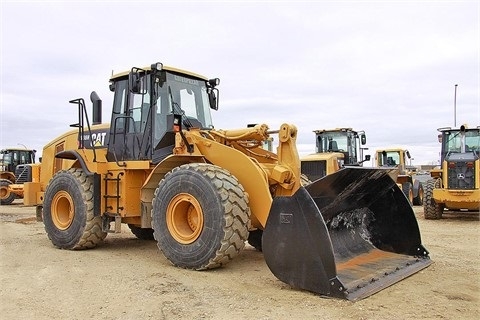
262, 167, 431, 301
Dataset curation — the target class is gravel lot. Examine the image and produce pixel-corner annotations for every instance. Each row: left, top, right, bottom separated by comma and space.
0, 200, 478, 320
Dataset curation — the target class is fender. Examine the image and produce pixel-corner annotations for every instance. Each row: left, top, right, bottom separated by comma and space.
55, 150, 101, 216
413, 178, 422, 198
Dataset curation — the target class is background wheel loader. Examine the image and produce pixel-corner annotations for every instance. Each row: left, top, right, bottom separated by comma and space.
423, 125, 480, 219
0, 147, 36, 204
23, 62, 430, 301
300, 128, 371, 181
375, 148, 424, 205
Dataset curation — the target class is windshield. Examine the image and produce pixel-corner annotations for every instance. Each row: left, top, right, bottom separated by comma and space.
316, 131, 357, 160
166, 73, 214, 129
378, 151, 401, 166
0, 151, 12, 165
0, 152, 8, 170
317, 132, 348, 153
443, 130, 480, 153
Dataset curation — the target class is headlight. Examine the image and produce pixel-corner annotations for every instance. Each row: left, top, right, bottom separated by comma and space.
151, 62, 163, 71
209, 78, 220, 87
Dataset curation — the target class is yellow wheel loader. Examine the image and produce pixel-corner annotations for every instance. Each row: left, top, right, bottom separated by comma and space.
0, 147, 36, 204
301, 128, 371, 182
424, 125, 480, 219
375, 148, 424, 206
24, 62, 430, 301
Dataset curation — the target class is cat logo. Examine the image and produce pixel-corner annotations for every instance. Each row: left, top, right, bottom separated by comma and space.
86, 131, 108, 148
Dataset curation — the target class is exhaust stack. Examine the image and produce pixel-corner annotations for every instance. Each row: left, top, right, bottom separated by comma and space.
90, 91, 102, 125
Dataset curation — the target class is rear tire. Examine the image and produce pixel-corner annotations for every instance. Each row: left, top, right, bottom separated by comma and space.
247, 229, 263, 252
152, 163, 250, 270
423, 179, 443, 219
128, 224, 154, 240
402, 182, 414, 205
413, 182, 424, 206
43, 168, 107, 249
0, 179, 16, 205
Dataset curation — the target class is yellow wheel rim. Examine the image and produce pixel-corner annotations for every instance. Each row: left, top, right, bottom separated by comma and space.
166, 193, 204, 244
0, 186, 8, 198
51, 191, 75, 230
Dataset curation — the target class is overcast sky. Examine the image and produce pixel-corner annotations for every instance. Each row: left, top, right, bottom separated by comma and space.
1, 0, 479, 166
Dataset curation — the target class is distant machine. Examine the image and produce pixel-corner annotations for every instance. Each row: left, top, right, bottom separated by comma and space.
0, 147, 36, 204
423, 125, 480, 219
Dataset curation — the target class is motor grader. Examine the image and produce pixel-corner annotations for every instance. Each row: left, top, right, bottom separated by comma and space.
300, 128, 371, 181
423, 125, 480, 219
375, 148, 424, 206
0, 147, 36, 204
24, 62, 430, 301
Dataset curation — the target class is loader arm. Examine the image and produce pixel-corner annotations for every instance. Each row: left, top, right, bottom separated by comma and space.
183, 123, 302, 228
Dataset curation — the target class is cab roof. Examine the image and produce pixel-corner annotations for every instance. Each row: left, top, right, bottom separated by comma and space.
437, 125, 480, 132
313, 128, 355, 134
110, 64, 208, 81
1, 148, 36, 153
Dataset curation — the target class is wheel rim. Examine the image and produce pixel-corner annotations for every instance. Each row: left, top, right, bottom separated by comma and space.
166, 193, 204, 244
51, 191, 75, 230
0, 186, 7, 199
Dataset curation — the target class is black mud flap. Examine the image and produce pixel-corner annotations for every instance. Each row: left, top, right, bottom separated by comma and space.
262, 167, 431, 301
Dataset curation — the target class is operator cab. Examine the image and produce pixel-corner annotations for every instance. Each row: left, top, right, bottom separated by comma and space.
315, 128, 367, 166
107, 63, 219, 164
439, 125, 480, 163
0, 148, 36, 173
378, 150, 402, 167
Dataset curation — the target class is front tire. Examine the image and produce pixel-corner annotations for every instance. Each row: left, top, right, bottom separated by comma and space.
152, 163, 250, 270
43, 168, 107, 249
423, 179, 443, 219
0, 179, 16, 205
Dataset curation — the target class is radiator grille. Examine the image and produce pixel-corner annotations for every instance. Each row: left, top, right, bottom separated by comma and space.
447, 161, 475, 190
15, 165, 32, 183
301, 160, 327, 182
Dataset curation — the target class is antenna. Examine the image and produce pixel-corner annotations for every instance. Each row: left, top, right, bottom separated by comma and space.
454, 84, 458, 127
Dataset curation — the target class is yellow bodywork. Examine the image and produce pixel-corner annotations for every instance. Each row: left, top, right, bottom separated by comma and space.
25, 122, 301, 230
300, 152, 342, 176
432, 188, 480, 210
432, 159, 480, 211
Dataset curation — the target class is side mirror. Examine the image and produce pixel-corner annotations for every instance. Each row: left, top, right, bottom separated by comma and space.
360, 134, 367, 145
129, 72, 141, 93
208, 87, 219, 110
365, 155, 371, 161
207, 78, 220, 110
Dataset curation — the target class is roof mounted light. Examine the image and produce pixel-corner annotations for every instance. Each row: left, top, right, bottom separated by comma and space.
208, 78, 220, 87
437, 127, 452, 132
151, 62, 163, 71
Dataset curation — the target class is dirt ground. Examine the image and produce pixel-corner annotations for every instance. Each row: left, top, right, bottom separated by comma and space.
0, 200, 478, 320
